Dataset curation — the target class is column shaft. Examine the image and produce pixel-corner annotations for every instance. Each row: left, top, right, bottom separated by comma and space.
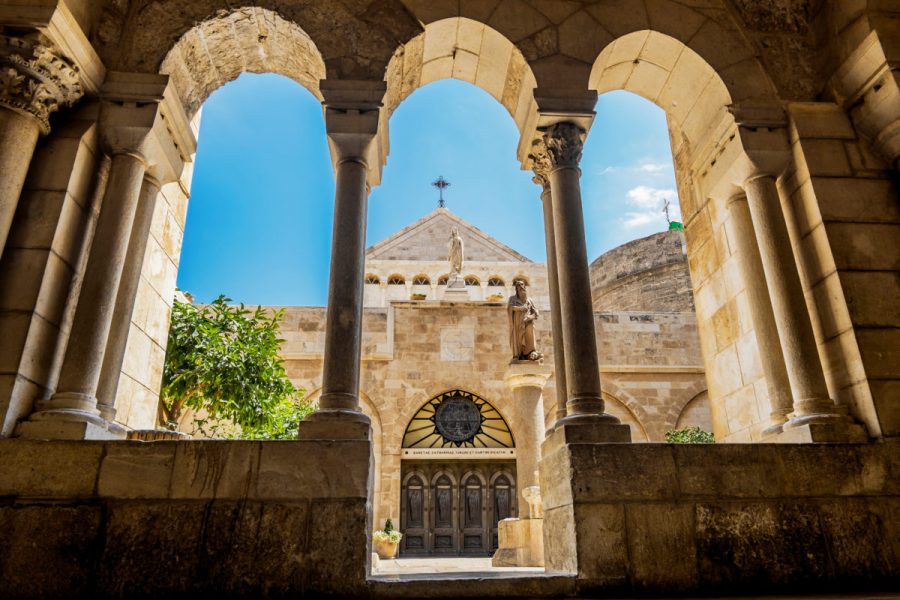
538, 185, 568, 424
726, 195, 793, 432
319, 158, 370, 415
96, 175, 162, 421
47, 152, 146, 417
0, 110, 41, 259
742, 175, 837, 423
548, 165, 607, 418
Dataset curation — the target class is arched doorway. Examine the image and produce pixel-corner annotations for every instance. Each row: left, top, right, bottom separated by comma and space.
399, 389, 517, 556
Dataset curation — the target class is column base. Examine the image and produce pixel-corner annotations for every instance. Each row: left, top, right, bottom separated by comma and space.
546, 418, 632, 447
770, 420, 868, 443
16, 418, 124, 440
297, 408, 371, 440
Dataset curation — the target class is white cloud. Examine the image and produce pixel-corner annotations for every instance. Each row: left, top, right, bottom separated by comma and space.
598, 160, 672, 176
621, 186, 682, 229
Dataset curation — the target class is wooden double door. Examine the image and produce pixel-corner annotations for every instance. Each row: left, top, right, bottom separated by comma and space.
400, 462, 517, 556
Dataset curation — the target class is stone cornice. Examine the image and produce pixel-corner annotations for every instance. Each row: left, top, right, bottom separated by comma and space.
0, 33, 82, 133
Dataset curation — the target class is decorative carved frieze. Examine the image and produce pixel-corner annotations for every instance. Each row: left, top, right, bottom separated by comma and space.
0, 34, 83, 134
529, 138, 552, 190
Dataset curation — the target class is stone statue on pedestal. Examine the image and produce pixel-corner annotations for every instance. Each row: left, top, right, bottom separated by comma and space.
448, 226, 463, 276
508, 280, 543, 361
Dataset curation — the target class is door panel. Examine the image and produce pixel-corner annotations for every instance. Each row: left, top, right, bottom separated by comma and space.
400, 474, 428, 554
431, 474, 457, 554
400, 461, 516, 556
460, 474, 487, 554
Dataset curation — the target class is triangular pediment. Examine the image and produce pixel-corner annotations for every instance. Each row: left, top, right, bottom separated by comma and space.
366, 208, 532, 262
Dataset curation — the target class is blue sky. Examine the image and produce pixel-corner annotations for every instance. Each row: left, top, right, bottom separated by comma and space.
178, 73, 680, 306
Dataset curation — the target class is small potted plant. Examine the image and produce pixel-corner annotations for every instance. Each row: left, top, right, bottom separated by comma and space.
372, 519, 402, 559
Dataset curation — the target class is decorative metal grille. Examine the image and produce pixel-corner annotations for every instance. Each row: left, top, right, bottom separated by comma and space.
402, 389, 514, 448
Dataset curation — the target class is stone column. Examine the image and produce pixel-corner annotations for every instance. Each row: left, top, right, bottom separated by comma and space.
0, 34, 83, 260
504, 362, 551, 495
532, 172, 568, 425
531, 123, 629, 441
742, 174, 865, 441
298, 81, 385, 441
725, 193, 793, 434
18, 90, 162, 440
95, 174, 162, 427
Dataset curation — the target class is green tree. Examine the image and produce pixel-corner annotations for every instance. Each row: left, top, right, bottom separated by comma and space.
159, 294, 312, 438
665, 426, 715, 444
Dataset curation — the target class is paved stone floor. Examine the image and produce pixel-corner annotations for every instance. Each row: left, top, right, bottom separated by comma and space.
372, 556, 544, 577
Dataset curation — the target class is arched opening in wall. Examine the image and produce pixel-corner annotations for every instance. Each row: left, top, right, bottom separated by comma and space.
582, 30, 768, 443
398, 389, 517, 557
114, 8, 330, 438
602, 393, 650, 442
675, 391, 713, 433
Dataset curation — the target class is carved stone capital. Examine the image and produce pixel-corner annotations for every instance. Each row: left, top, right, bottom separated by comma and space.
540, 122, 585, 171
529, 138, 553, 192
0, 33, 83, 134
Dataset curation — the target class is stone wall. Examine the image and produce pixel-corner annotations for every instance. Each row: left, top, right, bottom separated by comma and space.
0, 439, 371, 599
269, 301, 708, 527
590, 230, 695, 313
541, 435, 900, 596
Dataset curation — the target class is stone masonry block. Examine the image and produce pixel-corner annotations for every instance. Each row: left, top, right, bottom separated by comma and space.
674, 444, 788, 499
568, 444, 678, 502
695, 502, 829, 590
0, 440, 103, 498
0, 504, 102, 599
573, 503, 627, 588
255, 440, 370, 501
98, 441, 176, 498
625, 503, 698, 593
97, 501, 206, 597
306, 499, 368, 594
170, 440, 260, 499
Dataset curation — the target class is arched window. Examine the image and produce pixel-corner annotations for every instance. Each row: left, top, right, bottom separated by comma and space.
364, 274, 380, 284
487, 276, 505, 287
402, 389, 515, 448
464, 275, 480, 286
387, 274, 406, 285
437, 274, 449, 285
412, 274, 431, 285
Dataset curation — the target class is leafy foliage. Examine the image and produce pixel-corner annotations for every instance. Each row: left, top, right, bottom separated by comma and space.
665, 426, 715, 444
159, 295, 310, 438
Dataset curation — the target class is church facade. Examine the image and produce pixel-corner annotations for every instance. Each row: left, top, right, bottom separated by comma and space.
266, 207, 710, 553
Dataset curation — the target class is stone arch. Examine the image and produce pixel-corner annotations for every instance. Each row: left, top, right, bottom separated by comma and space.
384, 17, 539, 136
602, 392, 649, 442
675, 390, 713, 434
156, 7, 327, 119
98, 1, 420, 91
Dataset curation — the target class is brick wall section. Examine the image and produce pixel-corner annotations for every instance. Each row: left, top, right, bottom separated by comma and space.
590, 230, 695, 313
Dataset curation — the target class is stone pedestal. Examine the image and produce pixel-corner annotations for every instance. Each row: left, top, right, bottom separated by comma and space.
504, 361, 551, 493
491, 516, 545, 568
442, 273, 469, 300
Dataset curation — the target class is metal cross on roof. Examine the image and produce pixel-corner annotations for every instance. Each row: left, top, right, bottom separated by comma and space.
432, 176, 451, 208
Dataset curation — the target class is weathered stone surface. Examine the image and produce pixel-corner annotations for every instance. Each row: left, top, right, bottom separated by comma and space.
625, 503, 698, 592
0, 439, 103, 498
98, 440, 176, 498
169, 439, 260, 499
0, 505, 101, 599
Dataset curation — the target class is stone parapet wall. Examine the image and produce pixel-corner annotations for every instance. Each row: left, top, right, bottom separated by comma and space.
0, 439, 371, 598
590, 230, 694, 313
541, 436, 900, 596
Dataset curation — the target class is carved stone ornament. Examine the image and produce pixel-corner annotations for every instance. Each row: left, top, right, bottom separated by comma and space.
0, 34, 84, 134
528, 137, 553, 190
541, 122, 584, 170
